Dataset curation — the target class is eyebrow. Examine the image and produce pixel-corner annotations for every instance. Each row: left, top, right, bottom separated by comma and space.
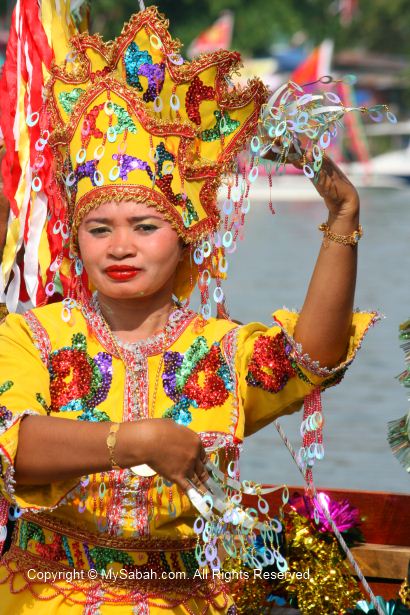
84, 215, 164, 224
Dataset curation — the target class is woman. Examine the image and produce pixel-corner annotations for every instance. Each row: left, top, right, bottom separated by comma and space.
0, 3, 376, 614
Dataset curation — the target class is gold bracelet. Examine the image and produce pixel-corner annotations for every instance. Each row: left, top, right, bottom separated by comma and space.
318, 222, 363, 246
106, 422, 122, 471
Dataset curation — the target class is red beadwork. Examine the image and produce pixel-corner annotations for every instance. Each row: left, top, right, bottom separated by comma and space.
49, 349, 93, 411
156, 174, 179, 207
72, 540, 85, 568
35, 533, 66, 562
83, 105, 104, 145
185, 75, 215, 125
184, 345, 229, 408
302, 387, 323, 487
246, 333, 296, 393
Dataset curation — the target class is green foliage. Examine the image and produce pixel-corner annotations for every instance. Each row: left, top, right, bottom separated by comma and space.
89, 0, 410, 57
90, 0, 310, 54
2, 0, 410, 58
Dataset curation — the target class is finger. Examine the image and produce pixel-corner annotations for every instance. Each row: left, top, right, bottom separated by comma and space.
178, 476, 196, 493
182, 476, 207, 498
199, 446, 208, 464
195, 458, 209, 483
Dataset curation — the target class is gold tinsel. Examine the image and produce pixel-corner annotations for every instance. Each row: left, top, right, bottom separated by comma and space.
222, 511, 364, 614
221, 557, 272, 615
399, 579, 410, 608
277, 511, 364, 614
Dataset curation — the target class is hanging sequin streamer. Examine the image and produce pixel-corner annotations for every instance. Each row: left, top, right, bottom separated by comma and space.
188, 447, 289, 573
258, 75, 397, 183
299, 387, 324, 490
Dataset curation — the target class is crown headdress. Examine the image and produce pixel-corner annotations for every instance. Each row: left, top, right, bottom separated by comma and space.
0, 2, 395, 315
0, 2, 267, 313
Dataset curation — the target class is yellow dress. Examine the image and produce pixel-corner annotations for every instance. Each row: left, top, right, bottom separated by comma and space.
0, 297, 376, 614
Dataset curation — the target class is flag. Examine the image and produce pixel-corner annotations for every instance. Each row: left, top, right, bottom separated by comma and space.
290, 40, 334, 86
338, 80, 370, 165
188, 11, 234, 58
339, 0, 359, 26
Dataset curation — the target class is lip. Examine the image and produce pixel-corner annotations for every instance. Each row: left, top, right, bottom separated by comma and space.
104, 266, 142, 281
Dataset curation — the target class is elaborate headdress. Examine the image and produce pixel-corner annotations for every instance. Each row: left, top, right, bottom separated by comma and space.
0, 1, 396, 315
0, 1, 266, 314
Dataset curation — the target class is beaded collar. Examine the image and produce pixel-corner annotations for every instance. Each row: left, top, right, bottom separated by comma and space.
81, 293, 196, 359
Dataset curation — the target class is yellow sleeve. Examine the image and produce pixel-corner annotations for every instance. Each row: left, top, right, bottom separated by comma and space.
0, 313, 78, 512
236, 309, 379, 436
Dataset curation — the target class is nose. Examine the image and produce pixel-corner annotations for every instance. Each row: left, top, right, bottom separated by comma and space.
107, 228, 137, 259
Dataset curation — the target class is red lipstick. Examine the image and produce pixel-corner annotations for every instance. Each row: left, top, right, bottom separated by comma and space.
105, 265, 141, 281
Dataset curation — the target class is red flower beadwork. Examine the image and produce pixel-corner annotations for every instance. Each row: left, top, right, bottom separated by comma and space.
49, 348, 93, 412
246, 333, 296, 393
184, 345, 229, 408
185, 75, 215, 125
35, 533, 66, 562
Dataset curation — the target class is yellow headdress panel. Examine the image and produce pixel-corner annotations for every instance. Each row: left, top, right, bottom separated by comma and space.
46, 6, 267, 244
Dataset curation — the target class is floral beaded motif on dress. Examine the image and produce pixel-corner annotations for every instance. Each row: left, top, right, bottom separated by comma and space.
162, 336, 234, 426
246, 332, 297, 393
48, 332, 113, 421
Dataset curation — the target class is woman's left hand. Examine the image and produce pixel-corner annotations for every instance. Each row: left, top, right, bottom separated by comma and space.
295, 154, 360, 221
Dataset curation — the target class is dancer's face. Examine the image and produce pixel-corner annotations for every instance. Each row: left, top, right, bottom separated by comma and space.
77, 200, 183, 301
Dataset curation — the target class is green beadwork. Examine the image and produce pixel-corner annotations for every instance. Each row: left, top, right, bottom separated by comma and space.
88, 546, 134, 574
155, 143, 174, 178
200, 110, 240, 142
291, 361, 314, 385
159, 551, 172, 574
176, 195, 199, 228
19, 520, 45, 550
321, 368, 347, 389
112, 103, 138, 135
61, 534, 75, 567
71, 332, 87, 352
36, 392, 51, 415
163, 398, 193, 425
176, 337, 209, 392
58, 88, 85, 114
0, 380, 13, 396
180, 549, 198, 577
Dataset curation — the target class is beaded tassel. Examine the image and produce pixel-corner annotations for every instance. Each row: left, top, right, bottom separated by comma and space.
300, 387, 324, 491
83, 584, 104, 615
0, 496, 9, 556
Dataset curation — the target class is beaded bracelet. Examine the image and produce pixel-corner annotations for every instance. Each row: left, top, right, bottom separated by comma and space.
106, 422, 122, 471
318, 222, 363, 247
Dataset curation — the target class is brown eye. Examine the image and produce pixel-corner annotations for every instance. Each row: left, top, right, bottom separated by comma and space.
135, 224, 157, 232
89, 227, 110, 235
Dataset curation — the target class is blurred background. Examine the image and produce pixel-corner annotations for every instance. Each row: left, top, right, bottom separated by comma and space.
0, 1, 409, 493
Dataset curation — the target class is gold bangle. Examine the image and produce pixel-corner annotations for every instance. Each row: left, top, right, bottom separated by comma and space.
106, 422, 122, 471
318, 222, 363, 246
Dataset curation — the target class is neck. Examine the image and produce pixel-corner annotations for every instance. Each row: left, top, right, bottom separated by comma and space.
95, 292, 177, 343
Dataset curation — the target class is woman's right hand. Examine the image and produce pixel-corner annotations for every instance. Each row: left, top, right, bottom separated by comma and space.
122, 418, 209, 493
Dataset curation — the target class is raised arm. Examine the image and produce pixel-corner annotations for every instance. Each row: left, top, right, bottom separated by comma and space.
293, 156, 360, 367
